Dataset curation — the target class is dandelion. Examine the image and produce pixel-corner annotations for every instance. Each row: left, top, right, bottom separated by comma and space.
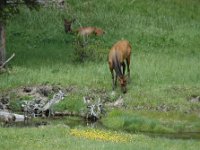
70, 128, 133, 143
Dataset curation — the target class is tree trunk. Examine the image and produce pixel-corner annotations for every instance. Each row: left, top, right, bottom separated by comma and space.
0, 23, 6, 67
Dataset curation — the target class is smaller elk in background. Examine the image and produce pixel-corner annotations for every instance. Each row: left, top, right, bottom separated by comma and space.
77, 27, 105, 36
63, 19, 105, 36
64, 19, 105, 48
76, 27, 105, 47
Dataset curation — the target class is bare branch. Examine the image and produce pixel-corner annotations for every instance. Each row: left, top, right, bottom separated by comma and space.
0, 53, 15, 69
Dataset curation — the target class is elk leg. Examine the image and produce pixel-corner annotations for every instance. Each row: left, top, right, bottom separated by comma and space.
110, 69, 115, 90
122, 62, 126, 75
115, 74, 117, 87
126, 57, 130, 80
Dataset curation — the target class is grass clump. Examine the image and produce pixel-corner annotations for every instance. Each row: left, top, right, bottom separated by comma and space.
102, 109, 200, 134
102, 109, 172, 133
9, 99, 23, 112
54, 94, 85, 112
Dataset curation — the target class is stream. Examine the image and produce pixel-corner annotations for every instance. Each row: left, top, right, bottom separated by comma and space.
2, 116, 200, 140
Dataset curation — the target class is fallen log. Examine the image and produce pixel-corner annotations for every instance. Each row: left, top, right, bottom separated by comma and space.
0, 110, 24, 123
22, 90, 65, 118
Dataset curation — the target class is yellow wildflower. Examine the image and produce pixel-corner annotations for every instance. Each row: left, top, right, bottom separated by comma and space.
70, 128, 133, 143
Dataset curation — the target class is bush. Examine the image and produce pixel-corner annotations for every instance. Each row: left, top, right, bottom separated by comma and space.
72, 36, 106, 62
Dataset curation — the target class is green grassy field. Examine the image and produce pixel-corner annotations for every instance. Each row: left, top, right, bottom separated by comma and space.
0, 126, 200, 150
1, 0, 200, 149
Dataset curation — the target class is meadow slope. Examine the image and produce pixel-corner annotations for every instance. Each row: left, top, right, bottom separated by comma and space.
0, 0, 200, 149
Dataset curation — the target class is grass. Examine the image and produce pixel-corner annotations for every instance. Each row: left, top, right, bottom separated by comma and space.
102, 109, 200, 134
0, 0, 200, 148
0, 126, 200, 150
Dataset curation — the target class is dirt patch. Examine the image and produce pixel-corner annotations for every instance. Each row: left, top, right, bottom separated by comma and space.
14, 85, 76, 99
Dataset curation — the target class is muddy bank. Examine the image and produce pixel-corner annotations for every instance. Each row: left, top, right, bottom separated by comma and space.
1, 84, 200, 140
0, 85, 116, 124
1, 84, 200, 115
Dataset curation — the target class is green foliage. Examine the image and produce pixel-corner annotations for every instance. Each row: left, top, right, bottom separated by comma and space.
102, 109, 169, 133
102, 109, 200, 134
73, 36, 106, 62
9, 99, 22, 112
54, 95, 85, 112
0, 0, 39, 24
72, 36, 89, 62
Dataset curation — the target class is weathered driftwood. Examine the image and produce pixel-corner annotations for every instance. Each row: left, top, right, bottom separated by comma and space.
52, 97, 106, 121
0, 111, 24, 123
42, 90, 64, 112
1, 90, 106, 124
22, 90, 65, 118
83, 97, 105, 121
105, 96, 124, 108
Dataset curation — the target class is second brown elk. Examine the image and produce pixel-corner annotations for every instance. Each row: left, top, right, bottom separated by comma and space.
64, 19, 104, 36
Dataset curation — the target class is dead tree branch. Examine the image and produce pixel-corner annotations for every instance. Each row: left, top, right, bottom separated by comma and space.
0, 53, 15, 69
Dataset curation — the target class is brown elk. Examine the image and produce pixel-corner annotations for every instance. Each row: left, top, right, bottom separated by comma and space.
108, 40, 131, 93
77, 27, 105, 36
64, 19, 104, 37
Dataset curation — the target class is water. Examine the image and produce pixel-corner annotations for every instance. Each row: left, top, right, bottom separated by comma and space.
140, 131, 200, 140
2, 116, 200, 140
